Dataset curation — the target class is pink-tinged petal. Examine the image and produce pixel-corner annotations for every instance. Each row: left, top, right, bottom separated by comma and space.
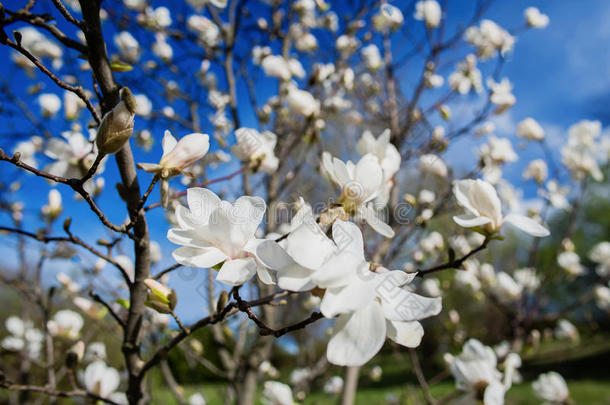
216, 257, 258, 286
326, 301, 386, 366
386, 320, 424, 348
172, 246, 227, 268
359, 205, 395, 238
453, 214, 493, 228
503, 214, 550, 237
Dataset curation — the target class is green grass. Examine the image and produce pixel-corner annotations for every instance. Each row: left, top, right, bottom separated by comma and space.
151, 379, 610, 404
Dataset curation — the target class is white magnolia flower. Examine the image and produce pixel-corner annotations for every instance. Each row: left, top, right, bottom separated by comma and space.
517, 118, 545, 141
361, 44, 383, 70
449, 54, 483, 94
188, 393, 207, 405
134, 94, 152, 117
262, 381, 294, 405
38, 93, 62, 118
294, 31, 317, 52
13, 136, 43, 168
493, 272, 523, 303
465, 19, 515, 60
85, 342, 107, 362
453, 179, 549, 237
513, 268, 540, 292
479, 136, 518, 166
487, 78, 516, 113
124, 0, 146, 10
414, 0, 442, 28
594, 285, 610, 310
83, 361, 120, 398
554, 319, 579, 341
424, 71, 444, 88
231, 128, 279, 173
323, 376, 344, 394
168, 188, 272, 286
561, 120, 603, 181
259, 360, 279, 378
373, 3, 404, 31
261, 55, 292, 80
187, 15, 220, 46
589, 241, 610, 277
448, 339, 505, 405
257, 199, 335, 292
152, 33, 173, 62
48, 309, 83, 339
64, 91, 86, 120
138, 130, 210, 177
533, 372, 569, 404
539, 180, 570, 209
1, 316, 43, 358
42, 189, 63, 220
524, 7, 549, 28
421, 278, 442, 297
311, 221, 441, 366
321, 152, 393, 237
523, 159, 548, 183
44, 131, 102, 181
141, 6, 172, 28
357, 129, 401, 202
419, 154, 448, 178
114, 31, 140, 63
557, 251, 585, 277
288, 58, 306, 79
336, 35, 360, 56
290, 368, 311, 386
286, 85, 320, 117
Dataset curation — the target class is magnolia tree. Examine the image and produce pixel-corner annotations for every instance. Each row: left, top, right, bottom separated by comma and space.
0, 0, 608, 404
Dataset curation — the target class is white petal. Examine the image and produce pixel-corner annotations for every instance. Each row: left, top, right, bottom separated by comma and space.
354, 154, 383, 199
332, 220, 365, 258
453, 214, 492, 228
386, 320, 424, 348
311, 252, 364, 289
453, 179, 479, 216
377, 271, 442, 321
359, 205, 394, 237
503, 214, 550, 237
332, 157, 351, 186
320, 270, 378, 317
172, 246, 227, 268
161, 130, 178, 157
216, 257, 258, 286
285, 221, 335, 269
186, 187, 220, 223
483, 381, 506, 405
326, 301, 386, 366
256, 265, 276, 285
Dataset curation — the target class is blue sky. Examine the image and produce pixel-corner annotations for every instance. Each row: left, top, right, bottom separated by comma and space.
0, 0, 609, 323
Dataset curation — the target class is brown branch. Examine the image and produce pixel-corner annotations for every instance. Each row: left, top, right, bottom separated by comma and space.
416, 237, 490, 277
90, 291, 126, 328
50, 0, 82, 28
0, 381, 120, 405
152, 263, 182, 280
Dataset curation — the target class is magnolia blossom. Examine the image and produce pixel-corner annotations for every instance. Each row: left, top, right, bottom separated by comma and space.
373, 3, 404, 31
525, 7, 549, 28
83, 361, 120, 398
479, 136, 518, 166
134, 94, 153, 117
540, 180, 570, 209
361, 44, 383, 70
449, 54, 483, 94
168, 188, 272, 286
414, 0, 442, 28
448, 339, 520, 405
138, 130, 210, 177
44, 131, 102, 181
85, 342, 107, 362
517, 118, 545, 141
321, 152, 393, 237
453, 179, 549, 237
1, 316, 43, 358
64, 91, 86, 121
152, 33, 173, 62
357, 129, 401, 205
261, 55, 292, 80
312, 221, 440, 365
523, 159, 548, 183
48, 309, 84, 339
594, 285, 610, 310
231, 128, 279, 173
513, 268, 540, 292
38, 93, 62, 118
488, 78, 516, 113
532, 372, 569, 404
493, 272, 523, 303
561, 120, 603, 181
262, 381, 294, 405
189, 393, 207, 405
96, 87, 136, 155
419, 154, 448, 177
13, 136, 43, 168
114, 31, 140, 63
465, 19, 515, 60
554, 319, 579, 341
42, 189, 62, 220
257, 199, 335, 292
589, 241, 610, 276
323, 376, 344, 394
557, 251, 585, 276
286, 84, 320, 117
187, 15, 220, 47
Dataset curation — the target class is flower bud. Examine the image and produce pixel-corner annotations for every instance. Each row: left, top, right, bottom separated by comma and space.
95, 87, 136, 155
144, 278, 177, 314
66, 340, 85, 369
